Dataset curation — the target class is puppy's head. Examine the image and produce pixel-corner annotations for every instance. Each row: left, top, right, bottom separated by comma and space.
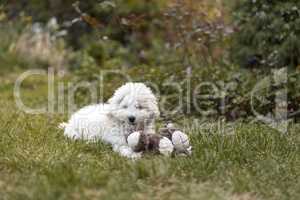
108, 82, 159, 129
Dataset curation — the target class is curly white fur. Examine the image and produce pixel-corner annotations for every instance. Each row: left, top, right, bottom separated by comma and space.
60, 82, 160, 159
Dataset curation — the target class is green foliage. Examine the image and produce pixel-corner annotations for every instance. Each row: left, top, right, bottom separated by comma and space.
0, 22, 42, 72
72, 51, 300, 121
4, 0, 165, 46
4, 0, 229, 66
86, 42, 105, 66
0, 20, 72, 73
232, 0, 300, 68
2, 0, 300, 121
163, 0, 230, 66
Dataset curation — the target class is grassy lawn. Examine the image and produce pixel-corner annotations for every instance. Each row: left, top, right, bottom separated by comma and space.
0, 73, 299, 200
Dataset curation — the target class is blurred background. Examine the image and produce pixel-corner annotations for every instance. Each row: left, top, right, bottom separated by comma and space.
1, 2, 300, 199
0, 0, 299, 121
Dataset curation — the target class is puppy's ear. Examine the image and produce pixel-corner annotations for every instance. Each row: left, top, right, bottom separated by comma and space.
108, 88, 126, 106
147, 100, 160, 119
108, 83, 132, 105
108, 94, 125, 105
144, 92, 160, 119
153, 102, 160, 118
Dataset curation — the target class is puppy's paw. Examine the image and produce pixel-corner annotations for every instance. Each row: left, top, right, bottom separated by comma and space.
127, 131, 141, 150
129, 152, 142, 160
58, 122, 68, 130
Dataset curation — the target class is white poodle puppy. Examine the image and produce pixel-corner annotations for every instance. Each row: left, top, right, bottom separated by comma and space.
60, 82, 160, 159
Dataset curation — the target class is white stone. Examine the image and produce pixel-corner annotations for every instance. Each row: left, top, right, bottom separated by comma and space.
171, 131, 190, 151
158, 137, 174, 156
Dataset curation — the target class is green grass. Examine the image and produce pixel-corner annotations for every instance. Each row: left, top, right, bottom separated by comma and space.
0, 73, 299, 200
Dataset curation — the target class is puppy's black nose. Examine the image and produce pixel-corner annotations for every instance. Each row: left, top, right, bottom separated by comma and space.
128, 116, 136, 123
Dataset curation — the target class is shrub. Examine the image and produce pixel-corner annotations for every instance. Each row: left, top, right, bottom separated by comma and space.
232, 0, 300, 68
74, 55, 299, 121
4, 0, 166, 48
164, 0, 231, 66
0, 21, 39, 71
12, 25, 70, 70
4, 1, 230, 66
0, 13, 72, 72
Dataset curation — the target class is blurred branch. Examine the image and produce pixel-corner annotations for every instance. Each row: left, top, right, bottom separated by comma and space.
72, 1, 104, 29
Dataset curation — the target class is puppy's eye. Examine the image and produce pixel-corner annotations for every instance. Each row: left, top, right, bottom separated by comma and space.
136, 105, 143, 109
122, 105, 128, 109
